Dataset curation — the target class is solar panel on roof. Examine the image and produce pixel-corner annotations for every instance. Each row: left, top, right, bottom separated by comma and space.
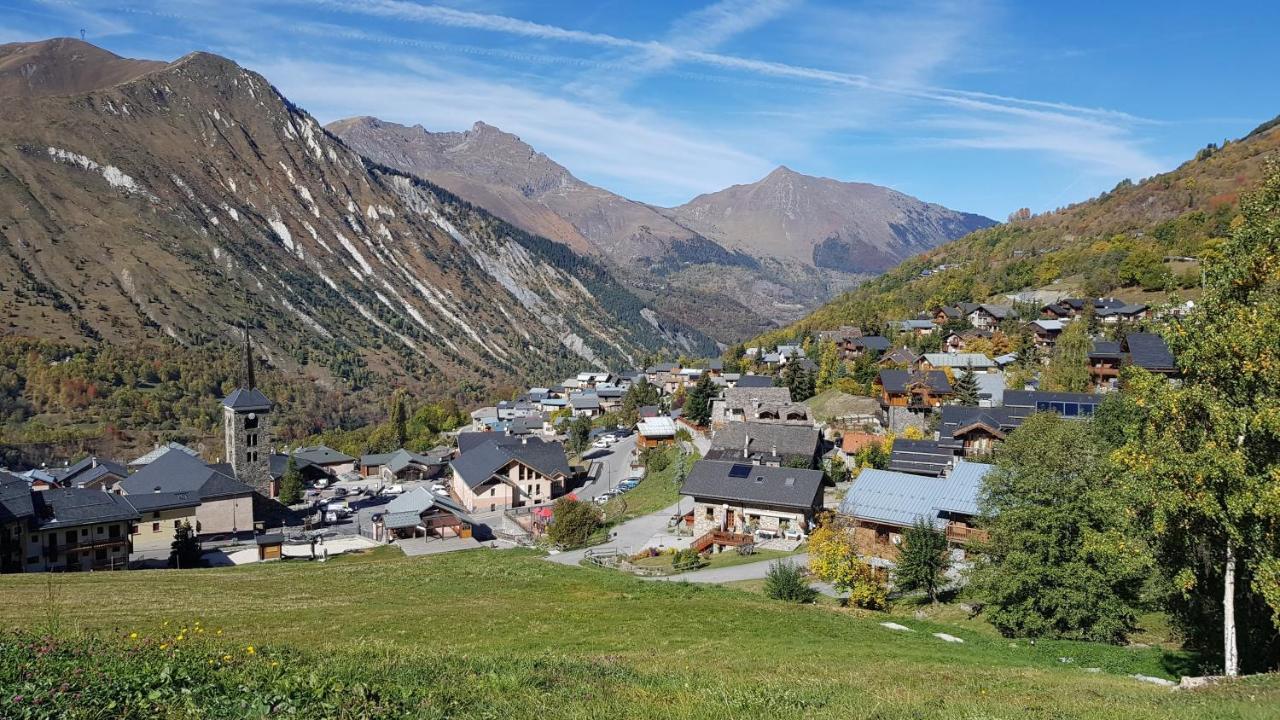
729, 464, 753, 478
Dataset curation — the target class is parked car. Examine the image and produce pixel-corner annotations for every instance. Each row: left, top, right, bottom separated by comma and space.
314, 478, 329, 489
430, 483, 448, 495
592, 438, 612, 449
594, 491, 616, 504
384, 484, 404, 495
332, 487, 348, 498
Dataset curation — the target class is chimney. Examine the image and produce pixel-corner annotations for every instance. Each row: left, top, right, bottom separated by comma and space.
743, 433, 750, 459
521, 436, 528, 445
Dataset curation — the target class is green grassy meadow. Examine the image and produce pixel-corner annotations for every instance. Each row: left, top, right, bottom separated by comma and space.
1, 548, 1276, 719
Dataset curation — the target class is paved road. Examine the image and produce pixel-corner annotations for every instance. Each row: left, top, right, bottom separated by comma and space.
573, 435, 638, 502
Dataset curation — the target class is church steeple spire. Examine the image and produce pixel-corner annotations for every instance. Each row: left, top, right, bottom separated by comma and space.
243, 326, 256, 390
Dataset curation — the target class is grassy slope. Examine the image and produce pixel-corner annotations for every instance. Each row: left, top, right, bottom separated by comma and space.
750, 118, 1280, 348
1, 550, 1276, 719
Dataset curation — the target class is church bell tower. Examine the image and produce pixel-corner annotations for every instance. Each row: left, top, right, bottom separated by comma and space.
221, 328, 274, 496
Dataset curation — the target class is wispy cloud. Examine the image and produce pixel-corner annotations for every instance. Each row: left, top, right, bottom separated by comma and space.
297, 0, 1160, 180
251, 55, 774, 203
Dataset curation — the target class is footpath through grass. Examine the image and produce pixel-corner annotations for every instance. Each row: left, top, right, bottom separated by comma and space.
1, 549, 1276, 719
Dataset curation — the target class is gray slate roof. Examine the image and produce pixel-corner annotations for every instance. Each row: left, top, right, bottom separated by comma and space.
31, 487, 139, 529
222, 387, 273, 411
707, 422, 819, 464
0, 472, 35, 522
1124, 332, 1176, 372
733, 375, 775, 388
450, 436, 570, 490
680, 460, 824, 510
293, 445, 355, 466
123, 491, 201, 512
129, 442, 200, 467
840, 460, 993, 529
118, 449, 253, 501
384, 487, 474, 528
878, 369, 951, 394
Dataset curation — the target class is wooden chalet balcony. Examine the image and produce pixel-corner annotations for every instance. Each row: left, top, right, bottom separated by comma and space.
945, 524, 988, 545
691, 530, 754, 554
1089, 365, 1120, 378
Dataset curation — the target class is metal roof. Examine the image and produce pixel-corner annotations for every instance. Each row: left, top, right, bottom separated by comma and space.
221, 387, 273, 412
840, 460, 992, 529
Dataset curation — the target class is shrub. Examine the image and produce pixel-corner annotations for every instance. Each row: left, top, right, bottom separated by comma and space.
546, 498, 602, 549
764, 561, 817, 603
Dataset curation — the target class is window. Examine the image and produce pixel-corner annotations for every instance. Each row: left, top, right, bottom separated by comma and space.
80, 528, 88, 536
152, 523, 160, 533
246, 433, 258, 448
244, 415, 259, 430
65, 530, 76, 545
1063, 402, 1079, 417
875, 528, 890, 545
490, 487, 496, 496
109, 525, 120, 539
489, 504, 496, 512
153, 511, 161, 520
97, 526, 104, 534
130, 524, 139, 535
174, 520, 181, 529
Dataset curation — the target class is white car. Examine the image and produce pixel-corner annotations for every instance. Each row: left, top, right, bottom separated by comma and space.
592, 438, 612, 449
383, 484, 404, 495
314, 478, 329, 489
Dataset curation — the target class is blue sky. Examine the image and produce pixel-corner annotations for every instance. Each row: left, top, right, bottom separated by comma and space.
4, 0, 1278, 218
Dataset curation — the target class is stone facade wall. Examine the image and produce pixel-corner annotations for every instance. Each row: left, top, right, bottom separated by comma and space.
885, 406, 929, 434
690, 500, 808, 537
224, 406, 272, 495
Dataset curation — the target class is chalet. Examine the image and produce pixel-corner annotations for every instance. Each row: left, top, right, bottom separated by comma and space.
968, 304, 1016, 330
13, 469, 59, 491
115, 449, 256, 547
594, 385, 625, 412
936, 405, 1021, 457
496, 400, 539, 421
820, 327, 890, 359
878, 346, 917, 367
680, 460, 825, 540
575, 371, 615, 389
637, 416, 678, 448
449, 435, 570, 513
1040, 297, 1122, 319
1096, 303, 1150, 324
914, 353, 996, 373
839, 460, 993, 561
877, 370, 952, 432
380, 487, 474, 541
705, 422, 821, 469
1088, 339, 1124, 388
876, 370, 952, 410
54, 457, 128, 490
887, 439, 956, 477
932, 303, 980, 325
0, 475, 138, 573
1027, 319, 1064, 352
942, 329, 991, 354
1124, 332, 1177, 376
292, 445, 356, 476
993, 352, 1020, 369
645, 363, 680, 386
360, 449, 448, 482
888, 319, 936, 336
710, 386, 810, 428
570, 393, 603, 418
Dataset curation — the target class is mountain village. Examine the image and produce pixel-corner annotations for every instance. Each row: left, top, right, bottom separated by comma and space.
0, 17, 1277, 716
1, 294, 1177, 579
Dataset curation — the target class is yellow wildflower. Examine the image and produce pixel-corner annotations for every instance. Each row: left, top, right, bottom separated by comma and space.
270, 661, 279, 668
129, 632, 138, 639
176, 635, 185, 642
245, 645, 256, 655
216, 628, 223, 636
222, 654, 232, 662
160, 643, 169, 650
163, 621, 170, 627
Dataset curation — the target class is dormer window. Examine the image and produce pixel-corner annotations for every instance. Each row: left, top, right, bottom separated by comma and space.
244, 413, 259, 430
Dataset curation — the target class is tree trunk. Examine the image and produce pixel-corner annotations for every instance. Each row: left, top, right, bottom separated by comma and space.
1224, 540, 1239, 677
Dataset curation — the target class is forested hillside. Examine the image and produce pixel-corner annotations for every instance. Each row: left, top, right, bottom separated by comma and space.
752, 115, 1280, 346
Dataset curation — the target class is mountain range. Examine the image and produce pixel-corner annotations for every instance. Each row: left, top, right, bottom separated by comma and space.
0, 38, 714, 399
328, 117, 994, 340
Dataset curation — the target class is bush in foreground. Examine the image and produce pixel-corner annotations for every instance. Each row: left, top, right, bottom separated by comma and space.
764, 561, 817, 604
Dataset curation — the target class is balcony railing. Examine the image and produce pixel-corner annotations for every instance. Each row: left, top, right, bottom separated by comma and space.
945, 524, 988, 545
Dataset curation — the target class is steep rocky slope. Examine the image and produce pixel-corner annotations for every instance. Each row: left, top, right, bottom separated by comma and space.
0, 39, 712, 398
329, 117, 993, 340
0, 37, 163, 98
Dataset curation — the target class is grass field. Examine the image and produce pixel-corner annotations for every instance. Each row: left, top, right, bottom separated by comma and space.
1, 548, 1276, 719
